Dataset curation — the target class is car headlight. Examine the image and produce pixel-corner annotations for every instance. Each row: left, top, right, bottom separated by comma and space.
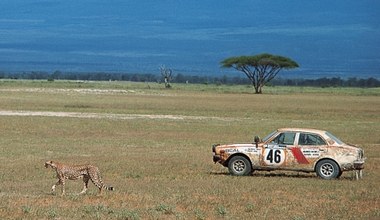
358, 149, 364, 159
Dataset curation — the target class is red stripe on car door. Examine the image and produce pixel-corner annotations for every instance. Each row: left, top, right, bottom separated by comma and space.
290, 147, 309, 164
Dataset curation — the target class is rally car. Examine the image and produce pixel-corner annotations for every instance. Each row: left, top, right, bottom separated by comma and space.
212, 128, 365, 179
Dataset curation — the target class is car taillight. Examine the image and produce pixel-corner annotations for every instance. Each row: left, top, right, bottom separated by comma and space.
212, 144, 220, 153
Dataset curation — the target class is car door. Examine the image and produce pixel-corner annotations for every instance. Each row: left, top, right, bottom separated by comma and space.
296, 132, 328, 167
261, 132, 296, 167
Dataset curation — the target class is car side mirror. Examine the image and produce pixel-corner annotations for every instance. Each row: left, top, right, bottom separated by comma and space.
254, 136, 260, 143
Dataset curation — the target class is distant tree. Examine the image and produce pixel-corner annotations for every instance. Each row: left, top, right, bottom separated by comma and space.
160, 65, 173, 88
175, 73, 186, 83
366, 77, 379, 87
346, 77, 358, 87
48, 70, 62, 81
221, 53, 299, 94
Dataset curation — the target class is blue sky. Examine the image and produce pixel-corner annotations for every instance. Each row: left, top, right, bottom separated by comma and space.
0, 0, 379, 78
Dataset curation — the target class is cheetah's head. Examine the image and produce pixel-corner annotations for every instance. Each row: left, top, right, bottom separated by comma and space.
44, 160, 54, 168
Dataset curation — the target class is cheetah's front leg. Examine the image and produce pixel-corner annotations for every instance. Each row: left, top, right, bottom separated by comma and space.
53, 178, 65, 196
51, 180, 61, 193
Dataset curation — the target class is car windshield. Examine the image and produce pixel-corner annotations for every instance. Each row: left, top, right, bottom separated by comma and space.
325, 132, 344, 145
262, 130, 277, 142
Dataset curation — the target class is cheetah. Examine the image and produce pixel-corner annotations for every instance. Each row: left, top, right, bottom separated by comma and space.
44, 160, 114, 196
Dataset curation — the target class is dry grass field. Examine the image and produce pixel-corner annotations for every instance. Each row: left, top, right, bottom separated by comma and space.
0, 80, 379, 219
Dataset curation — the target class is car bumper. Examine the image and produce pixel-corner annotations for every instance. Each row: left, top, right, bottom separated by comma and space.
340, 158, 365, 171
213, 154, 221, 163
353, 159, 365, 170
212, 144, 221, 163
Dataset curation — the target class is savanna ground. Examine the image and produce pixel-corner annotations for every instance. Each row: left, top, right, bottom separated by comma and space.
0, 80, 379, 219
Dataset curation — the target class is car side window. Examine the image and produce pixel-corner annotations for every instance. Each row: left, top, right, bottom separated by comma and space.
299, 133, 327, 145
272, 132, 296, 145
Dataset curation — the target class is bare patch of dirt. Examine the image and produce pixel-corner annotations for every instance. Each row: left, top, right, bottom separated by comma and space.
0, 88, 175, 96
0, 110, 239, 122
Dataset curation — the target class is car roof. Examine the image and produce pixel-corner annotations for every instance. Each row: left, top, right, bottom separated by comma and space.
277, 128, 326, 135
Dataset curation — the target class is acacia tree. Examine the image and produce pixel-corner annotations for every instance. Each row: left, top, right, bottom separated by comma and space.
221, 53, 299, 94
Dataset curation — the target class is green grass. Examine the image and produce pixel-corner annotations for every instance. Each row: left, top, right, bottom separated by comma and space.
0, 80, 379, 219
1, 79, 379, 95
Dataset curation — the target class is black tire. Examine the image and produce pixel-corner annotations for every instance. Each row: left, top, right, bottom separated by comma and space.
228, 156, 252, 176
316, 159, 340, 180
337, 170, 343, 178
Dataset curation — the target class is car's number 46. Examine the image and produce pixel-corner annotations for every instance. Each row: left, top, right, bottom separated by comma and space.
264, 149, 285, 165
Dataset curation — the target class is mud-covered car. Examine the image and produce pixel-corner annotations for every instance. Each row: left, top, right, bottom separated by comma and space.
212, 128, 365, 179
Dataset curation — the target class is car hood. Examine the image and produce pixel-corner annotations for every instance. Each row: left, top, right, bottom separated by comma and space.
337, 143, 362, 152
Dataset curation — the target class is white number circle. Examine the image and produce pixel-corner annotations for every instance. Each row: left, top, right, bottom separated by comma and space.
264, 149, 285, 165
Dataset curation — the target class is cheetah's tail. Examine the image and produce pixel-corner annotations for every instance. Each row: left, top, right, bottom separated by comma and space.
104, 185, 114, 191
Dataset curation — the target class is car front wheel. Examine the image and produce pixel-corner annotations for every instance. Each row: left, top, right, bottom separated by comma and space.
316, 159, 340, 180
228, 156, 252, 176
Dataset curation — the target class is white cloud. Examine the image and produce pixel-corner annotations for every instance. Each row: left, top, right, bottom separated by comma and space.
142, 24, 375, 41
245, 24, 374, 35
0, 19, 45, 24
0, 48, 40, 54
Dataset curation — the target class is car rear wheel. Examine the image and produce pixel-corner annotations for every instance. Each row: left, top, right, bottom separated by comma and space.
228, 156, 252, 176
316, 159, 340, 180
